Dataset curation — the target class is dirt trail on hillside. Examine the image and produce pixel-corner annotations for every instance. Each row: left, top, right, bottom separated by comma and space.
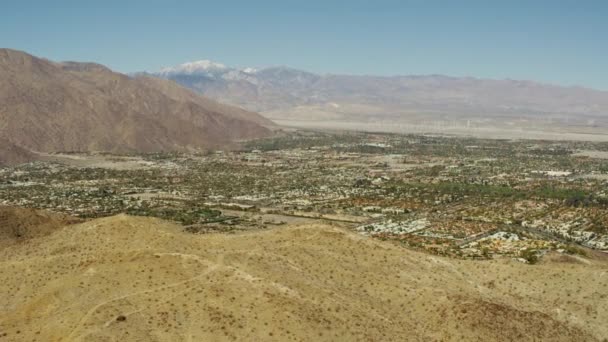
0, 214, 606, 341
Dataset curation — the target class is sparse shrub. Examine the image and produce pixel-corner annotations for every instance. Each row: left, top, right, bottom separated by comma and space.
520, 248, 539, 264
481, 247, 491, 259
563, 245, 587, 257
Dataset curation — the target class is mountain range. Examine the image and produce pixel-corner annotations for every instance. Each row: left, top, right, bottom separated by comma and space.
3, 48, 608, 168
147, 60, 608, 139
0, 49, 273, 166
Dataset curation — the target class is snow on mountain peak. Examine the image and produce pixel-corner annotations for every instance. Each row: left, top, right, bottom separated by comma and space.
159, 60, 228, 76
155, 59, 264, 84
242, 67, 258, 74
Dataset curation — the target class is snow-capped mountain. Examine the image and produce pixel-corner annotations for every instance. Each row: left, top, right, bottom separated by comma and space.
147, 59, 608, 136
157, 60, 259, 83
158, 60, 227, 76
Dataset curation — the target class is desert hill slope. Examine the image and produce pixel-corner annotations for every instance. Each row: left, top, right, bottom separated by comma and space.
1, 213, 606, 341
136, 75, 274, 127
0, 138, 36, 167
0, 206, 81, 248
0, 49, 272, 156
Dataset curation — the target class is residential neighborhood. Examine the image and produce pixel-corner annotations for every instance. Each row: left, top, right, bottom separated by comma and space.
1, 131, 607, 261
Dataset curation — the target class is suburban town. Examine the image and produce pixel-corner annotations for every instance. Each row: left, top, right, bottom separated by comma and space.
3, 3, 608, 340
2, 130, 606, 262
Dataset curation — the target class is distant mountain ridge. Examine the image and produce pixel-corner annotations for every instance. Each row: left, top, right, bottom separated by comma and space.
147, 60, 608, 138
0, 49, 273, 165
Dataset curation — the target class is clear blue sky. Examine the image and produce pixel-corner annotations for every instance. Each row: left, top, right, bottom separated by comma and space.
2, 0, 607, 89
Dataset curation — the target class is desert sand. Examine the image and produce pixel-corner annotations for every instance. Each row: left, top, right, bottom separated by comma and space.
1, 210, 607, 341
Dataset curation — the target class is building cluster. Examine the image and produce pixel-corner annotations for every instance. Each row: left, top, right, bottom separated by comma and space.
1, 131, 606, 260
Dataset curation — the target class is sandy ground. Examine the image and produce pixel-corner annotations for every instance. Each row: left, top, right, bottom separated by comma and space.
1, 213, 607, 341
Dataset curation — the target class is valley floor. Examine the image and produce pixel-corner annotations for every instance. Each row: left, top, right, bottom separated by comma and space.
273, 119, 608, 142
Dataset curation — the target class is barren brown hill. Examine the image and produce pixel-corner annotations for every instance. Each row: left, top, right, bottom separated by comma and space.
0, 138, 36, 166
0, 206, 80, 248
0, 49, 272, 154
1, 213, 606, 341
136, 75, 275, 127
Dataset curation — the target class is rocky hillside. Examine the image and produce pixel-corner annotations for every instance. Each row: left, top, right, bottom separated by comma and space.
0, 138, 36, 167
0, 49, 273, 159
1, 212, 606, 341
0, 206, 81, 248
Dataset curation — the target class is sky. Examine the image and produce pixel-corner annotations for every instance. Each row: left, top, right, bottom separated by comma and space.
1, 0, 607, 89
